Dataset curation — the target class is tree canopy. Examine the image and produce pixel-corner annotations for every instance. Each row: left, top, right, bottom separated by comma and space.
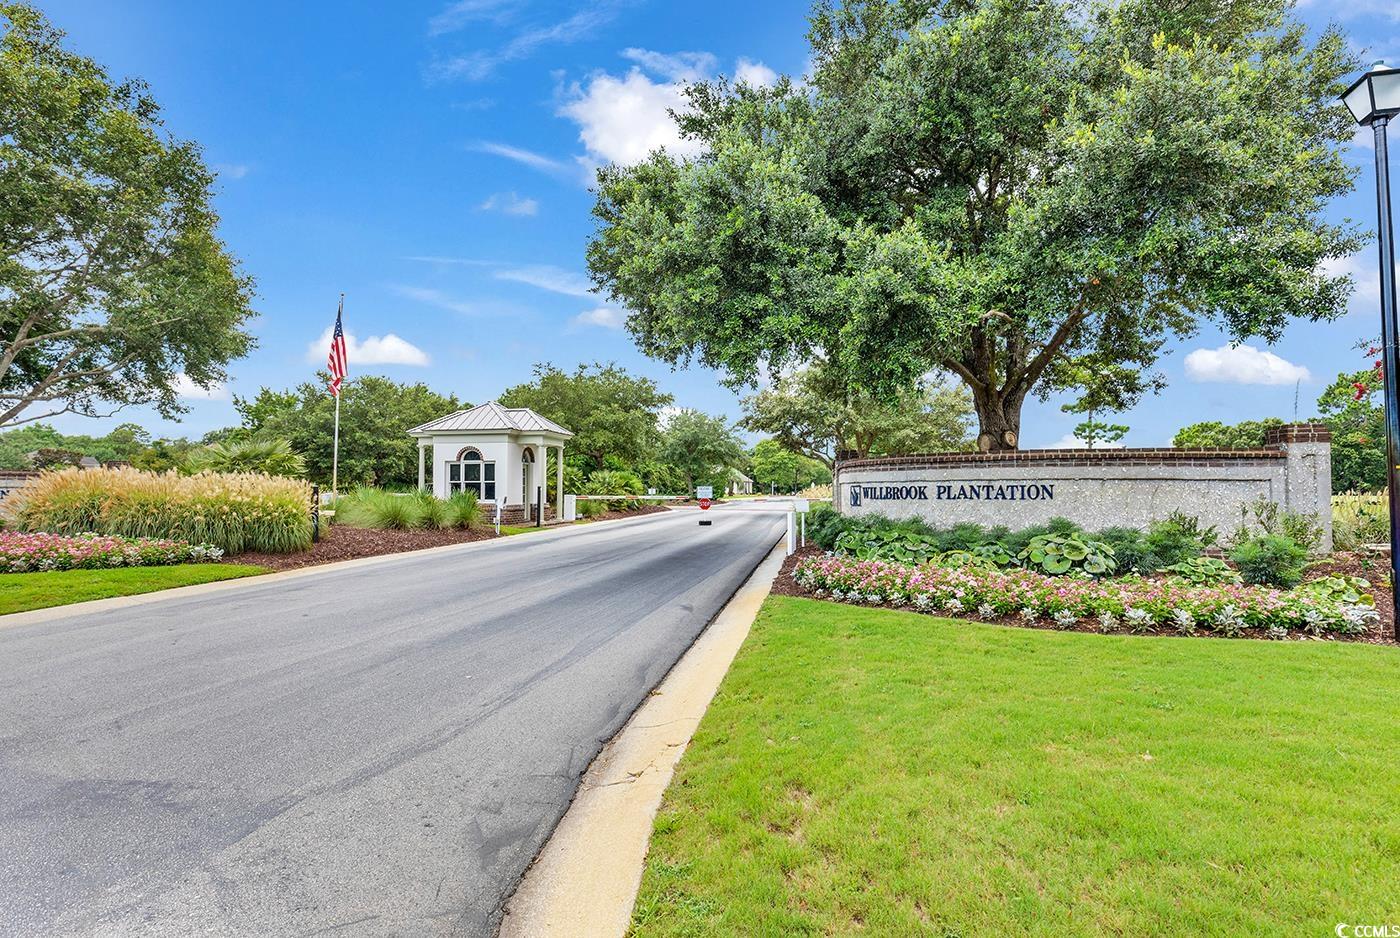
587, 0, 1360, 450
499, 362, 674, 473
741, 363, 973, 465
0, 4, 254, 428
233, 376, 461, 488
659, 409, 746, 493
750, 438, 832, 493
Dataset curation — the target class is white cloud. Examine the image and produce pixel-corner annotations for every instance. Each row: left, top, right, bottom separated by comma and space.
470, 141, 571, 176
734, 57, 778, 88
429, 5, 621, 81
495, 264, 593, 297
559, 50, 778, 171
214, 163, 250, 180
392, 285, 486, 316
1320, 251, 1384, 318
1299, 0, 1400, 21
305, 326, 430, 367
572, 306, 627, 329
479, 191, 539, 216
427, 0, 517, 37
172, 374, 229, 400
620, 48, 717, 82
1046, 434, 1125, 450
1183, 344, 1311, 385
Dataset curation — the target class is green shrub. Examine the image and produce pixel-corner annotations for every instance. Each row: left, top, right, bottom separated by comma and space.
806, 503, 846, 548
1095, 527, 1154, 573
1164, 556, 1241, 586
445, 490, 481, 529
1230, 535, 1308, 588
577, 498, 607, 519
1234, 499, 1322, 555
10, 466, 313, 553
585, 469, 645, 510
1017, 533, 1116, 576
183, 437, 306, 478
1332, 493, 1387, 551
1141, 513, 1212, 569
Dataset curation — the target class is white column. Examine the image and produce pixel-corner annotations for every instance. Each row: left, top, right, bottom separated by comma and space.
555, 445, 564, 518
418, 441, 426, 493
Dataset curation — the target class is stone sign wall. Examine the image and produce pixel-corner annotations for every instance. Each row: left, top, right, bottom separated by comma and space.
834, 424, 1333, 552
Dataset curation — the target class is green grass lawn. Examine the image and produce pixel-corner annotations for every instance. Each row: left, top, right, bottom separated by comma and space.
632, 596, 1400, 936
0, 564, 267, 616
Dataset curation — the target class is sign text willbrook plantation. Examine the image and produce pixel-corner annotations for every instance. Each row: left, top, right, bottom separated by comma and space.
848, 482, 1055, 507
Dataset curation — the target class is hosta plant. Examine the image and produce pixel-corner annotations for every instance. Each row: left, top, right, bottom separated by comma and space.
833, 528, 942, 564
1018, 534, 1117, 576
1302, 575, 1374, 607
1165, 556, 1241, 586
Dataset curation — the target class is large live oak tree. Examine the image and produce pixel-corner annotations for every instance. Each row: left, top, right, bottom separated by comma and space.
587, 0, 1360, 450
0, 4, 254, 428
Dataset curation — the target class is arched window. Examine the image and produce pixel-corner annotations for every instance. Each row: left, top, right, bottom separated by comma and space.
521, 447, 534, 463
448, 447, 495, 500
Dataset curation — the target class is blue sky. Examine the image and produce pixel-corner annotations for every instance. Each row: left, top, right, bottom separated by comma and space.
30, 0, 1400, 447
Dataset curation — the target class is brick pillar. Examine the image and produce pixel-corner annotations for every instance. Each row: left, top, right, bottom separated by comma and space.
1263, 423, 1333, 553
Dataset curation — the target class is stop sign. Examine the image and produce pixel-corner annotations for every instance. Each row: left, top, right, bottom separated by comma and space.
699, 497, 712, 510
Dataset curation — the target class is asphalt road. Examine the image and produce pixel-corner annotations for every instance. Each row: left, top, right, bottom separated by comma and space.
0, 505, 785, 937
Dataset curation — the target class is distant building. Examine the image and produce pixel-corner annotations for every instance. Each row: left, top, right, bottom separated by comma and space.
725, 468, 754, 496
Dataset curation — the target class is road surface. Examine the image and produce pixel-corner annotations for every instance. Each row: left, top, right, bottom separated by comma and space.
0, 505, 785, 936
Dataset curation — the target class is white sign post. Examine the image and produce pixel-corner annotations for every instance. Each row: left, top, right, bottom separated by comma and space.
697, 485, 713, 526
794, 498, 809, 547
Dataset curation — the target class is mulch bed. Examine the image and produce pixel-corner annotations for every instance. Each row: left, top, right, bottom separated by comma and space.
228, 524, 496, 571
772, 545, 1399, 646
227, 504, 675, 572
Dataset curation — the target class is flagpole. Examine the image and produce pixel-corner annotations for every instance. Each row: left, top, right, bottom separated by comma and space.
331, 292, 343, 504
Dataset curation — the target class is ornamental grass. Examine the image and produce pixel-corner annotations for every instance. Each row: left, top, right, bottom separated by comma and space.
7, 467, 314, 554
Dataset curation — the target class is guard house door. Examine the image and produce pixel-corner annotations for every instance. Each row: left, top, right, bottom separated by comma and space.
521, 448, 535, 519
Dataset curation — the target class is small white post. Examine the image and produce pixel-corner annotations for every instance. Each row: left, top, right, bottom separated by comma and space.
800, 511, 806, 547
786, 510, 796, 556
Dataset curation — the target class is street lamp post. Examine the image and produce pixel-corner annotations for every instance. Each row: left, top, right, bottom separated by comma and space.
1342, 61, 1400, 639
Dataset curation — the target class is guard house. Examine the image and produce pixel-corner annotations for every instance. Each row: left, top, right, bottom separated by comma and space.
409, 402, 572, 524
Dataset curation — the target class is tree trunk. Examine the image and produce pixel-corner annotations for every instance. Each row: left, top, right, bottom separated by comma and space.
970, 387, 1024, 452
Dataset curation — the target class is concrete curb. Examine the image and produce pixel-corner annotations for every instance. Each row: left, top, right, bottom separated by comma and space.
0, 510, 678, 630
498, 538, 786, 938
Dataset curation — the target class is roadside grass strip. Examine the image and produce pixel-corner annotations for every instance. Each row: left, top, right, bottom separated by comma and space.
631, 596, 1400, 936
0, 564, 267, 615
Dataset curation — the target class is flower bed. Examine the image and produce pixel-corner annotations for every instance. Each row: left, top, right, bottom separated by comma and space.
0, 532, 224, 573
792, 554, 1378, 639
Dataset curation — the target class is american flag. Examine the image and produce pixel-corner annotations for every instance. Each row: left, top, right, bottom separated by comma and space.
327, 300, 348, 397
